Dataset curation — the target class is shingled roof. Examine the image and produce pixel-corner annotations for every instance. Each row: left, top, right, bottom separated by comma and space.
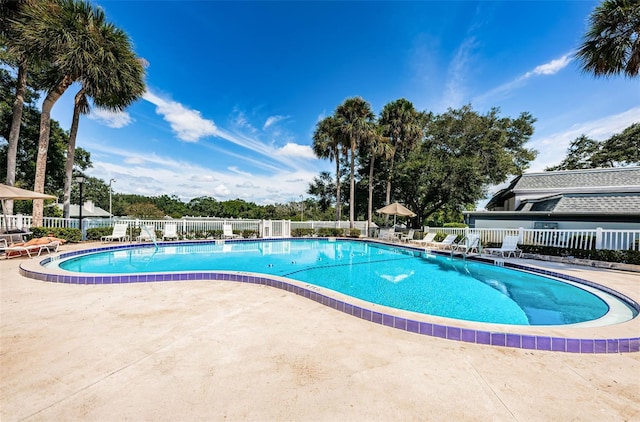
513, 167, 640, 192
525, 193, 640, 214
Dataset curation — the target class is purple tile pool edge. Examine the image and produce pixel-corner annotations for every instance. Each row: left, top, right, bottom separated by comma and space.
19, 244, 640, 355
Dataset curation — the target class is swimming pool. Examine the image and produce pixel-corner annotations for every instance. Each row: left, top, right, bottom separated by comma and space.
49, 239, 636, 327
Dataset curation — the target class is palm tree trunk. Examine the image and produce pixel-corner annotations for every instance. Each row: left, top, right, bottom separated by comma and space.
349, 143, 356, 229
63, 89, 85, 218
32, 78, 73, 226
334, 146, 341, 223
385, 144, 398, 225
367, 154, 376, 228
5, 63, 27, 217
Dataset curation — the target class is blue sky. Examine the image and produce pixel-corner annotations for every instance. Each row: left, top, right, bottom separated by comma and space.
45, 0, 639, 208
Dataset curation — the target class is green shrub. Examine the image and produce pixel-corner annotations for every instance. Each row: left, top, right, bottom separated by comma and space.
520, 245, 640, 265
292, 228, 316, 237
86, 227, 114, 240
317, 227, 343, 237
30, 226, 82, 243
206, 230, 223, 239
346, 228, 360, 238
242, 230, 258, 238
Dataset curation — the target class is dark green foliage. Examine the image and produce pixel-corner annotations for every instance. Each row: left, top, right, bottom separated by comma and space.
317, 227, 344, 237
520, 245, 640, 265
292, 228, 316, 237
546, 124, 639, 171
30, 226, 81, 242
85, 227, 113, 240
346, 228, 361, 238
241, 230, 257, 238
443, 222, 468, 228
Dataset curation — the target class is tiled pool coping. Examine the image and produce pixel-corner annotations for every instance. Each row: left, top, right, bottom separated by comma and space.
19, 238, 640, 354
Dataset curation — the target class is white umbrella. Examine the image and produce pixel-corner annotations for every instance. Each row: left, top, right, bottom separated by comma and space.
376, 202, 416, 226
0, 184, 57, 231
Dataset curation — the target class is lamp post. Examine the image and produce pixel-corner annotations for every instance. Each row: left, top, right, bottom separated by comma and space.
75, 176, 85, 239
109, 178, 116, 221
300, 194, 304, 221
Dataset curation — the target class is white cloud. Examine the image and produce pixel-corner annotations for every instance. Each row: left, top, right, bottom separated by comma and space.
263, 115, 288, 129
143, 90, 217, 142
124, 156, 144, 165
474, 52, 573, 104
441, 36, 477, 109
88, 108, 133, 128
275, 143, 316, 159
85, 141, 317, 204
529, 106, 640, 172
189, 175, 217, 183
525, 53, 573, 77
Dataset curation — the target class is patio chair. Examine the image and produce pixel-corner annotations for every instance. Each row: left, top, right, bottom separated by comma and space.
452, 234, 481, 254
400, 229, 415, 243
429, 234, 458, 250
101, 222, 129, 242
162, 223, 179, 241
411, 232, 437, 246
483, 235, 522, 258
136, 225, 157, 242
223, 223, 240, 239
378, 228, 398, 242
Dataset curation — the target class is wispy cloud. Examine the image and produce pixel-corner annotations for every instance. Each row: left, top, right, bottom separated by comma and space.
525, 54, 573, 77
263, 115, 288, 129
529, 106, 640, 172
475, 53, 573, 104
143, 90, 217, 142
88, 108, 133, 128
441, 36, 478, 109
84, 141, 319, 203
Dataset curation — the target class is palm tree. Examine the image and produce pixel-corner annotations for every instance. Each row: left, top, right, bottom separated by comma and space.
11, 0, 145, 225
62, 49, 146, 219
379, 99, 422, 223
335, 97, 375, 228
1, 0, 42, 216
576, 0, 640, 78
312, 116, 344, 222
364, 129, 393, 229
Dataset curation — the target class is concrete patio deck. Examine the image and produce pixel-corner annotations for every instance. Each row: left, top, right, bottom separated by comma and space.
1, 241, 639, 421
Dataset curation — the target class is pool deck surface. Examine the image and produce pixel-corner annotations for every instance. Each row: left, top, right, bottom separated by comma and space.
1, 241, 639, 421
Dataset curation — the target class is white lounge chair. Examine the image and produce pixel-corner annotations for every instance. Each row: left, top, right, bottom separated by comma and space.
162, 223, 179, 241
400, 229, 415, 242
452, 234, 480, 254
429, 234, 458, 250
378, 228, 399, 242
3, 239, 60, 259
483, 235, 522, 258
101, 223, 129, 242
136, 225, 157, 242
223, 224, 240, 239
412, 232, 437, 246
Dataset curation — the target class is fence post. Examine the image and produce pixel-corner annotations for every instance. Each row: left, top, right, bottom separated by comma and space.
518, 227, 524, 244
595, 227, 603, 250
16, 214, 24, 230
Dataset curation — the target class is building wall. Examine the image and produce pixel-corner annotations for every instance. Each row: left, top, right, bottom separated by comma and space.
469, 217, 640, 230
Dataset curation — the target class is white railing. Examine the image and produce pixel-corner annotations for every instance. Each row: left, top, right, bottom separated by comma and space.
424, 227, 640, 251
3, 214, 639, 251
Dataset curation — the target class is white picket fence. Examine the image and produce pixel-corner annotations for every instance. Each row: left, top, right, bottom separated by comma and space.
2, 214, 639, 251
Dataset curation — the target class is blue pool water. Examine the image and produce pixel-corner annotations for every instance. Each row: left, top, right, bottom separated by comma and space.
56, 239, 616, 326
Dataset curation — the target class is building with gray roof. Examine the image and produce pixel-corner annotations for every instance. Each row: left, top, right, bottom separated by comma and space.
464, 167, 640, 230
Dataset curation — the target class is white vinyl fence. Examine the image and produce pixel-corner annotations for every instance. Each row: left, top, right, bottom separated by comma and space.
425, 227, 640, 251
3, 214, 639, 251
